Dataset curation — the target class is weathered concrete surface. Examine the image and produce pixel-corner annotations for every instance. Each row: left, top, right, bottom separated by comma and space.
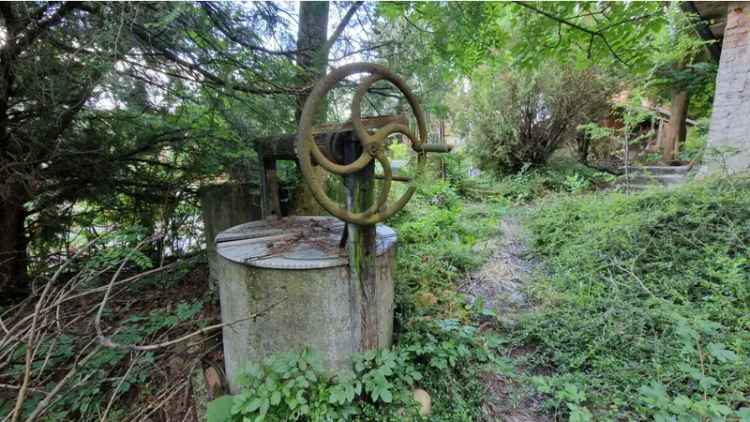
615, 164, 692, 191
215, 217, 396, 393
199, 183, 261, 286
703, 2, 750, 175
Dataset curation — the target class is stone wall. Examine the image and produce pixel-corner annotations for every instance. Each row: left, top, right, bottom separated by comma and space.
704, 2, 750, 174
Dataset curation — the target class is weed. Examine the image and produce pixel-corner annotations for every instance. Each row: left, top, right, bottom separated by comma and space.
518, 175, 750, 420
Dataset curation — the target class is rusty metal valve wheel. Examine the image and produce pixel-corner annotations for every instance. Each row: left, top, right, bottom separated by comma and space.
295, 63, 429, 225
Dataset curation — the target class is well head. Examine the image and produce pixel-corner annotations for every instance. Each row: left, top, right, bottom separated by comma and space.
215, 216, 396, 269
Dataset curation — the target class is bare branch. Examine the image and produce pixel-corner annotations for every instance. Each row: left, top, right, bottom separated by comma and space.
23, 339, 102, 422
98, 300, 284, 352
8, 239, 84, 422
322, 1, 364, 59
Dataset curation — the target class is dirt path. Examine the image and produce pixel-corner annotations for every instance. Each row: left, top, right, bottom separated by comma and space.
462, 211, 536, 326
461, 210, 550, 422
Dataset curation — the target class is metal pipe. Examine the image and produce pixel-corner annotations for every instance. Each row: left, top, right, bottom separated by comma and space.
413, 144, 453, 153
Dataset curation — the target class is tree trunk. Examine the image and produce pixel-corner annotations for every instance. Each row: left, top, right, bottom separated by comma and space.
576, 132, 591, 165
662, 88, 689, 163
290, 1, 329, 216
0, 184, 28, 295
295, 1, 329, 122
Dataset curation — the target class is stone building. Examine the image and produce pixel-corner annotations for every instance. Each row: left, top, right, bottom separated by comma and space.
692, 2, 750, 174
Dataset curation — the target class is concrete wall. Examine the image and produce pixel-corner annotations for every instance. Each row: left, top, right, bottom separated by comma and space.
704, 2, 750, 174
199, 183, 261, 284
215, 248, 395, 393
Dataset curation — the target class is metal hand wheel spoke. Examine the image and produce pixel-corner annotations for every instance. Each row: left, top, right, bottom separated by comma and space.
361, 151, 391, 217
351, 73, 427, 152
296, 62, 446, 225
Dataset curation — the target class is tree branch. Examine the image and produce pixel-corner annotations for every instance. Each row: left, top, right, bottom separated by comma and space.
93, 243, 285, 352
322, 1, 364, 59
199, 2, 299, 57
11, 2, 83, 58
403, 14, 434, 34
133, 24, 307, 96
513, 1, 629, 66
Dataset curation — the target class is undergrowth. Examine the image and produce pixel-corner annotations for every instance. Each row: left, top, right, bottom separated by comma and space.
389, 179, 509, 421
519, 175, 750, 420
443, 153, 616, 204
489, 159, 616, 203
0, 250, 216, 421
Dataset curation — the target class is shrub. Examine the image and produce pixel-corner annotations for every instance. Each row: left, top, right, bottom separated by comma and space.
456, 63, 612, 175
490, 158, 616, 203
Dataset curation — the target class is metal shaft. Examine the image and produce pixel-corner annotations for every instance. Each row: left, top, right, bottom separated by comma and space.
342, 137, 379, 352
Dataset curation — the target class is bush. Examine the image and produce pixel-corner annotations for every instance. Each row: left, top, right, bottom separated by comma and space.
456, 63, 612, 175
491, 158, 616, 203
518, 175, 750, 420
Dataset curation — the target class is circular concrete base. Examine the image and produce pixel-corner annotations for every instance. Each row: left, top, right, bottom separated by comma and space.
213, 217, 396, 393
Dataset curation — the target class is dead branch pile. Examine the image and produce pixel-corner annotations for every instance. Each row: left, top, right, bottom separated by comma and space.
0, 240, 224, 422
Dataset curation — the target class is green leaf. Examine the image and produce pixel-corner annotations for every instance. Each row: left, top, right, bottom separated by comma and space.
654, 414, 677, 422
698, 374, 718, 391
531, 376, 552, 394
207, 396, 235, 422
639, 382, 669, 408
567, 403, 593, 422
557, 384, 586, 404
246, 397, 262, 412
707, 343, 738, 363
380, 389, 393, 403
270, 391, 281, 406
259, 398, 269, 416
378, 2, 406, 21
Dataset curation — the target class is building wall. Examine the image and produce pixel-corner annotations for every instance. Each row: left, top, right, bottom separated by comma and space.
704, 2, 750, 174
